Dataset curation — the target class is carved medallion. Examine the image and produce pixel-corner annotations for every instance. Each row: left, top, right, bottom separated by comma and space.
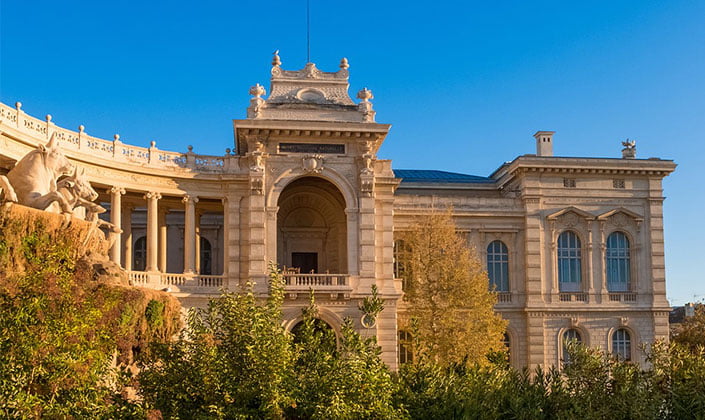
302, 154, 324, 173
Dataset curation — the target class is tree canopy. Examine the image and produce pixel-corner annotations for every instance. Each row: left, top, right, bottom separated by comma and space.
399, 210, 507, 366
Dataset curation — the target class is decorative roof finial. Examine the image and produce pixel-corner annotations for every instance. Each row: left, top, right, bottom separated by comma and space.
621, 139, 636, 159
249, 83, 266, 98
357, 87, 373, 102
272, 49, 281, 66
340, 57, 349, 70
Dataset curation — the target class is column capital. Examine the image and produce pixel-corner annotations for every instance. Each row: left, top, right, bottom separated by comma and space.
144, 191, 162, 200
109, 186, 126, 195
182, 194, 199, 204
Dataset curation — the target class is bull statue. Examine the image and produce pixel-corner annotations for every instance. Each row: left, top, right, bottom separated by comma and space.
56, 167, 122, 234
1, 133, 75, 213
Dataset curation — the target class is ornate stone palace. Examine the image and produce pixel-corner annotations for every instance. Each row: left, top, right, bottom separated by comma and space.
0, 53, 676, 370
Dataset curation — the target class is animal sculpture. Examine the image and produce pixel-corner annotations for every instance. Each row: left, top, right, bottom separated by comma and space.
56, 166, 102, 219
56, 166, 122, 233
4, 133, 74, 213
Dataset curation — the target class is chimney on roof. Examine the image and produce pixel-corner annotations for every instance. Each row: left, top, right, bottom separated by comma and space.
685, 302, 695, 318
534, 131, 555, 157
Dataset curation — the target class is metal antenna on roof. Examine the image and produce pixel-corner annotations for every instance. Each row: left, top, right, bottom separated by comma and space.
306, 0, 311, 63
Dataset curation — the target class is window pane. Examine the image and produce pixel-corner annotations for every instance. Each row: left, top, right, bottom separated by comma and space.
562, 328, 582, 365
558, 231, 582, 291
612, 329, 631, 361
487, 240, 509, 292
606, 232, 631, 291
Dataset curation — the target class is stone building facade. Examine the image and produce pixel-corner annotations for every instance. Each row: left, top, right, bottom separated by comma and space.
0, 54, 676, 370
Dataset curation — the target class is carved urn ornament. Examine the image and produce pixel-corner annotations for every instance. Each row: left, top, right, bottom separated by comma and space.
302, 154, 324, 173
249, 83, 266, 98
356, 87, 373, 102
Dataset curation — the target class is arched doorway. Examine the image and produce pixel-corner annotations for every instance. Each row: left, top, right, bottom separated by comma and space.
276, 177, 347, 274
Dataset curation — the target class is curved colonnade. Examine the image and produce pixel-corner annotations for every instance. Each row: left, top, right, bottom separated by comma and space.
2, 101, 243, 292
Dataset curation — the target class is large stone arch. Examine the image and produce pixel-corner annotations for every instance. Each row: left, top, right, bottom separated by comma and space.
267, 168, 358, 211
276, 176, 349, 274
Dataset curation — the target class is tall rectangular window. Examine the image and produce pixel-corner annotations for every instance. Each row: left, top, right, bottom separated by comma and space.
606, 231, 631, 292
487, 240, 509, 292
558, 231, 582, 292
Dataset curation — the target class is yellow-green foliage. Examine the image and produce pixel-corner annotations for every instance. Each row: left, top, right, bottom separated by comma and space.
0, 205, 181, 418
401, 210, 507, 367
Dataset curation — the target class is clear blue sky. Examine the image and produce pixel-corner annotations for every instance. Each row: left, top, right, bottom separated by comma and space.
1, 1, 703, 305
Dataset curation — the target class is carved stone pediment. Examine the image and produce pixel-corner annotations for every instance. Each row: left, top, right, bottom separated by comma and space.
547, 207, 594, 228
597, 207, 643, 230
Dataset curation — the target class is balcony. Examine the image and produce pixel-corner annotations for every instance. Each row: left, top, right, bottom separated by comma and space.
283, 273, 352, 299
128, 271, 225, 292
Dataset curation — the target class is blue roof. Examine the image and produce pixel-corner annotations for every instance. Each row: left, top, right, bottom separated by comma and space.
393, 169, 494, 184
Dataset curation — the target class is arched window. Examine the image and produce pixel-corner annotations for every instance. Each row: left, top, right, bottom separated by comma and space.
558, 231, 582, 292
561, 328, 582, 364
606, 231, 631, 292
612, 329, 631, 361
133, 236, 147, 271
487, 240, 509, 292
398, 330, 413, 365
200, 237, 212, 275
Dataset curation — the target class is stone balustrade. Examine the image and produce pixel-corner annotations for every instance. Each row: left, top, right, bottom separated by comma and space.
127, 271, 225, 292
283, 273, 352, 299
496, 292, 512, 304
559, 292, 589, 303
0, 102, 232, 173
608, 292, 637, 303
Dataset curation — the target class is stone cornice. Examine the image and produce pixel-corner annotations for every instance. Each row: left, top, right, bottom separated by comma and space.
493, 155, 677, 189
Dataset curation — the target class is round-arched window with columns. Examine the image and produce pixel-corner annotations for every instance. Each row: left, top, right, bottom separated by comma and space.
557, 231, 582, 292
606, 231, 631, 292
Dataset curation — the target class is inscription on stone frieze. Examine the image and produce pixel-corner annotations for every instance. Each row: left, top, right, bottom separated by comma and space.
279, 143, 345, 154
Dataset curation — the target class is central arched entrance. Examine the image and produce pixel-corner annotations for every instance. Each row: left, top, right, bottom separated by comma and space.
276, 177, 348, 274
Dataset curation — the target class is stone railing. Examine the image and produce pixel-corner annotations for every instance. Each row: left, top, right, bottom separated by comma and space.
496, 292, 512, 304
283, 273, 352, 298
127, 271, 224, 291
559, 292, 589, 303
0, 102, 234, 173
128, 271, 150, 285
284, 273, 349, 287
608, 292, 637, 303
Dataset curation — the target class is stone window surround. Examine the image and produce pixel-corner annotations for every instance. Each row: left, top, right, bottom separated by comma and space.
549, 207, 643, 299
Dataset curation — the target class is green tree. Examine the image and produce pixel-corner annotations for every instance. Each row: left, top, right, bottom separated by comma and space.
400, 210, 507, 366
672, 303, 705, 352
288, 297, 406, 420
138, 264, 294, 419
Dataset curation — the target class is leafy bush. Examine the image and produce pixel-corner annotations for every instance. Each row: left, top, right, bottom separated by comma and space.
0, 205, 179, 418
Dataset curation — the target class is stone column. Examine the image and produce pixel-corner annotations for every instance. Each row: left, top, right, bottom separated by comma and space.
182, 195, 198, 273
222, 198, 229, 278
122, 206, 133, 271
195, 211, 203, 273
158, 208, 169, 272
144, 192, 161, 272
109, 187, 125, 264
